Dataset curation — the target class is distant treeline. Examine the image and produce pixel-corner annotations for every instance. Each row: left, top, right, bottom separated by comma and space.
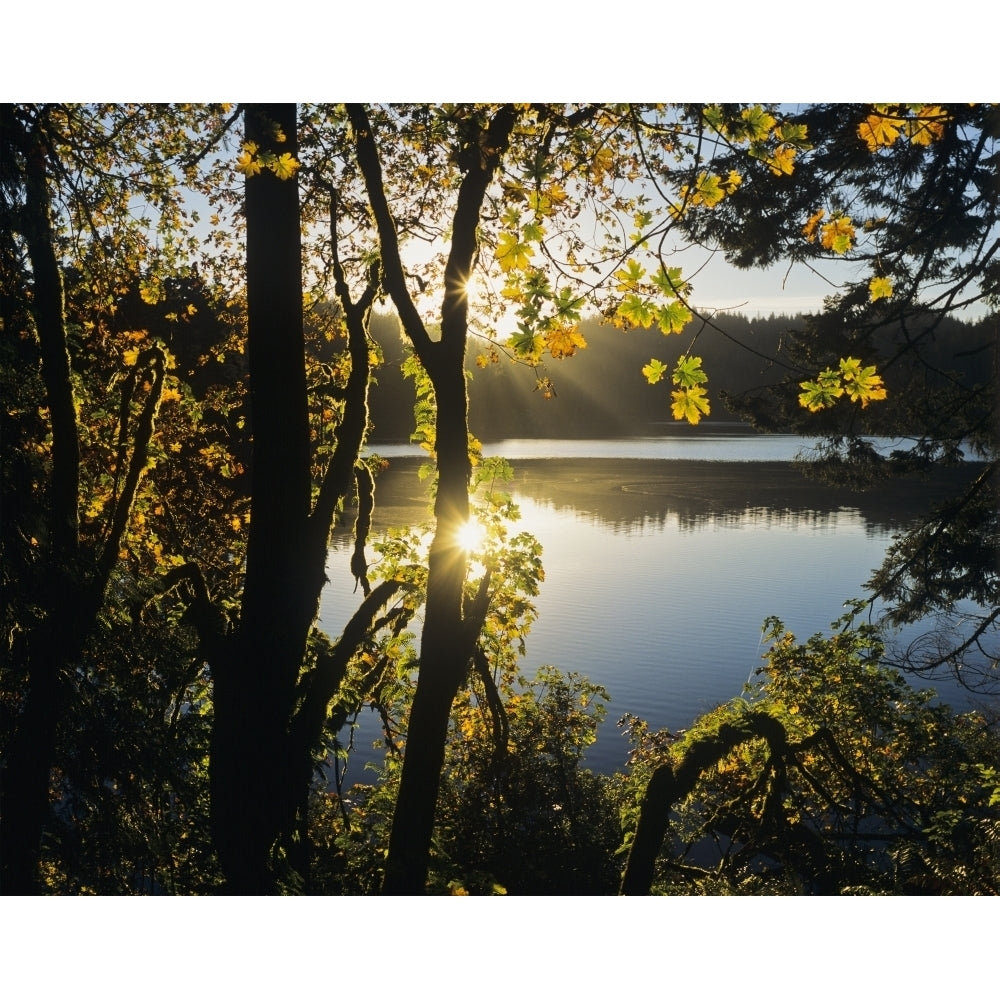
364, 311, 995, 443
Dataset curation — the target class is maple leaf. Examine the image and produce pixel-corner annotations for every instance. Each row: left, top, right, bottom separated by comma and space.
140, 276, 165, 305
778, 121, 810, 145
671, 385, 711, 424
657, 300, 692, 335
553, 286, 582, 321
768, 145, 797, 176
544, 324, 587, 359
694, 172, 725, 207
507, 328, 544, 363
617, 294, 656, 329
798, 368, 844, 412
588, 147, 614, 182
672, 355, 708, 388
723, 169, 743, 191
652, 265, 686, 297
839, 357, 887, 407
546, 180, 568, 204
271, 152, 300, 180
741, 105, 777, 142
235, 142, 261, 176
522, 220, 546, 244
500, 277, 525, 303
526, 191, 550, 217
869, 276, 893, 301
642, 358, 668, 384
908, 105, 948, 146
614, 259, 646, 291
802, 208, 825, 243
858, 111, 904, 151
703, 105, 726, 134
496, 231, 533, 273
820, 216, 855, 254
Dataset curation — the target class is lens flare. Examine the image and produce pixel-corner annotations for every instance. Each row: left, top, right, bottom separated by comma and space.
456, 517, 486, 553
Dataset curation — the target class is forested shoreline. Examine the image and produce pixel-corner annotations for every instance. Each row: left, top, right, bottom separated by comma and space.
364, 310, 995, 442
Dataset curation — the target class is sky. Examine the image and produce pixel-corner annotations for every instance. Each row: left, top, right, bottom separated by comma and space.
658, 243, 849, 318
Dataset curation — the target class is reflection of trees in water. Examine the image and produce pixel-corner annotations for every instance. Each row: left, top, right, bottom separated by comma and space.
503, 460, 981, 537
330, 456, 982, 540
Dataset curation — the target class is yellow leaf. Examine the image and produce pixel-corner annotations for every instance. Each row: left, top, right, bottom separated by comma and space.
139, 278, 163, 305
802, 207, 825, 243
546, 180, 568, 204
544, 324, 587, 360
768, 145, 797, 176
235, 144, 261, 176
588, 146, 614, 182
741, 105, 777, 141
671, 385, 711, 424
496, 231, 533, 273
123, 348, 139, 366
869, 276, 893, 301
820, 216, 855, 254
840, 357, 887, 407
271, 152, 300, 180
693, 172, 725, 207
908, 105, 948, 146
858, 110, 905, 151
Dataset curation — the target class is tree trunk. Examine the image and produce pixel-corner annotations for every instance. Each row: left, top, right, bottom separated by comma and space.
0, 120, 83, 894
209, 103, 315, 893
373, 105, 519, 893
381, 351, 474, 893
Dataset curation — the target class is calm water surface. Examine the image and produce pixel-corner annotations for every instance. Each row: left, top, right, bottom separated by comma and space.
320, 436, 986, 776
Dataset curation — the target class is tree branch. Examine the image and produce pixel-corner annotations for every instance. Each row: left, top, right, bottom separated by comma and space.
346, 104, 435, 362
20, 113, 80, 557
99, 346, 165, 581
309, 188, 380, 551
290, 579, 411, 764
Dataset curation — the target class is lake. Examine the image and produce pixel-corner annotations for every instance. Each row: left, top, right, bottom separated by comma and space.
319, 432, 988, 777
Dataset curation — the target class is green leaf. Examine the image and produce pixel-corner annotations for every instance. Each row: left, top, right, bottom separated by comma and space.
651, 266, 685, 297
642, 358, 668, 384
672, 355, 708, 388
522, 220, 546, 244
798, 368, 844, 412
657, 300, 692, 334
741, 105, 777, 142
553, 286, 582, 321
617, 294, 656, 329
614, 259, 646, 291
